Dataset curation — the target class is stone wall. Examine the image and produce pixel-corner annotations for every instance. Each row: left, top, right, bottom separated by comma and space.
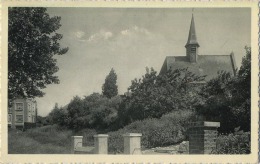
189, 121, 220, 154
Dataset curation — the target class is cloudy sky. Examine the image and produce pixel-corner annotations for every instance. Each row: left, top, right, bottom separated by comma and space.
37, 8, 251, 116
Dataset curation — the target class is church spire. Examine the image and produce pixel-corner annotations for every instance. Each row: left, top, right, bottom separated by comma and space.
185, 14, 199, 47
185, 14, 200, 63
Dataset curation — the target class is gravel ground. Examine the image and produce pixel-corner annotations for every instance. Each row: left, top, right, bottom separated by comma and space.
142, 141, 189, 155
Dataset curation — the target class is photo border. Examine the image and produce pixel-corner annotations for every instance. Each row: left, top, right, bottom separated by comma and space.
1, 1, 259, 163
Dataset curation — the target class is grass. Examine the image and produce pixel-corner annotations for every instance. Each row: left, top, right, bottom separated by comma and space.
8, 125, 72, 154
8, 110, 194, 154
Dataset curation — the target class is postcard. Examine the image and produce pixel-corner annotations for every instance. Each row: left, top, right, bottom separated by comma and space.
1, 1, 259, 163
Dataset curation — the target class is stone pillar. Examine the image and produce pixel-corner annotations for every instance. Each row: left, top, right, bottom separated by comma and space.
94, 134, 109, 154
188, 121, 220, 154
71, 136, 83, 154
123, 133, 142, 154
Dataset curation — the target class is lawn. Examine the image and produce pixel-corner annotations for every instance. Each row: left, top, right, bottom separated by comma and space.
8, 125, 72, 154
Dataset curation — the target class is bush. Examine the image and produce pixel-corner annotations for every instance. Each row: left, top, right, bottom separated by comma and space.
213, 130, 250, 154
108, 110, 195, 154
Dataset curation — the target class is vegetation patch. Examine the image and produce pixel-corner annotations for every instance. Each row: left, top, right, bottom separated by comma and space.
213, 129, 250, 154
8, 125, 71, 154
108, 110, 195, 154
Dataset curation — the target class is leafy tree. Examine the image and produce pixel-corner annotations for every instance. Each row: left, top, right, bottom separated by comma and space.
195, 47, 251, 133
102, 68, 118, 98
65, 93, 122, 130
8, 8, 68, 103
47, 103, 67, 126
66, 96, 86, 129
118, 67, 205, 126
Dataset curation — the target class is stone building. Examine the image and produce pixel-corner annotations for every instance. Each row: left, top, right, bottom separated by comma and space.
8, 98, 37, 129
160, 14, 237, 81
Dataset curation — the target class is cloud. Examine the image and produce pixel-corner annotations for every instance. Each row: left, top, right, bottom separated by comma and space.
87, 30, 113, 42
120, 26, 150, 36
72, 30, 86, 42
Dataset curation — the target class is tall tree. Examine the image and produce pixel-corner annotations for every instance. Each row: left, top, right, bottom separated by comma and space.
195, 47, 251, 133
8, 8, 68, 102
118, 67, 205, 125
102, 68, 118, 98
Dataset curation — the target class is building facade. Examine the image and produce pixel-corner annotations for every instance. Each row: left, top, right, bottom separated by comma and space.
160, 14, 237, 81
8, 98, 37, 129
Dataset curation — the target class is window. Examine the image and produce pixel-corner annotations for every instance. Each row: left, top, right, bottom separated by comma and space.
191, 47, 196, 52
16, 115, 23, 123
8, 114, 12, 123
16, 103, 24, 111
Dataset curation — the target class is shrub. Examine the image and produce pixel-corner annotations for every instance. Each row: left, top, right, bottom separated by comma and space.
108, 129, 125, 154
213, 130, 250, 154
108, 110, 195, 154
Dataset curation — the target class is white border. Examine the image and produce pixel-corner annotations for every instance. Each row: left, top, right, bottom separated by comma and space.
1, 1, 259, 163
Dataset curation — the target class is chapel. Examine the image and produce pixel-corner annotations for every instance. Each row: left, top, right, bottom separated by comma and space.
160, 14, 237, 81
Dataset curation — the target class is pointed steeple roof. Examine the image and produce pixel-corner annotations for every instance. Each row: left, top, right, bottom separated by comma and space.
185, 14, 200, 47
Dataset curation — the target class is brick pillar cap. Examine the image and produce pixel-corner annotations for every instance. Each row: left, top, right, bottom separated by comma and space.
190, 121, 220, 127
94, 134, 109, 138
71, 136, 83, 138
123, 133, 142, 137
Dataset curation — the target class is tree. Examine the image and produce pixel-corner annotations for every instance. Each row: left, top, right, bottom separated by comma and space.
66, 96, 86, 129
102, 68, 118, 98
195, 47, 251, 133
8, 8, 68, 102
47, 103, 67, 126
117, 67, 205, 126
63, 93, 122, 130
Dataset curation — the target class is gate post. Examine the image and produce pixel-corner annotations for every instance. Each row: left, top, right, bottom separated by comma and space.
71, 136, 83, 154
123, 133, 142, 154
188, 121, 220, 154
94, 134, 109, 154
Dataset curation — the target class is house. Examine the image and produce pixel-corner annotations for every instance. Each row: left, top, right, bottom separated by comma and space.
160, 14, 237, 81
8, 98, 37, 130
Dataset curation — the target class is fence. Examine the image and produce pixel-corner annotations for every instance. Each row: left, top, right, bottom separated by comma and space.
71, 121, 220, 154
71, 133, 142, 154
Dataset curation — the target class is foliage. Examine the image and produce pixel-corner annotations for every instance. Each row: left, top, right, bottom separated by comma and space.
118, 67, 205, 126
8, 7, 68, 103
65, 93, 121, 130
108, 110, 195, 154
36, 116, 48, 126
47, 103, 68, 126
102, 68, 118, 98
195, 47, 251, 133
213, 128, 250, 154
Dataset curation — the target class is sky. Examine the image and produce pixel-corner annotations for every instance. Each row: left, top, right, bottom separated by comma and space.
36, 8, 251, 116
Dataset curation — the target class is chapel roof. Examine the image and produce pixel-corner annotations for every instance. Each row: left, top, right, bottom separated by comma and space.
159, 54, 237, 81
